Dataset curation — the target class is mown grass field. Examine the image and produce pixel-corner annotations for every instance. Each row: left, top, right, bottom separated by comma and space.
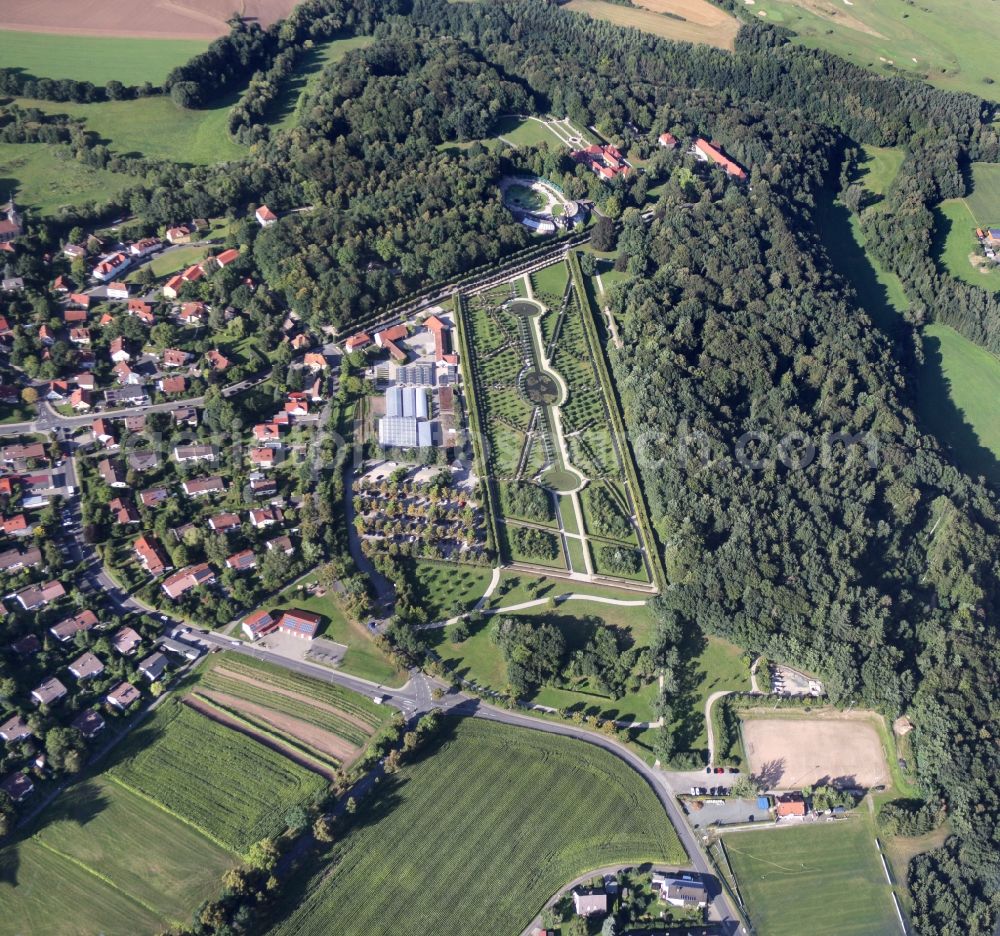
264, 34, 375, 130
0, 834, 167, 936
268, 718, 684, 936
494, 114, 568, 148
563, 0, 739, 49
532, 260, 570, 298
0, 142, 139, 216
15, 94, 245, 165
917, 322, 1000, 483
724, 819, 898, 936
29, 777, 234, 923
107, 698, 326, 854
751, 0, 1000, 100
855, 145, 905, 197
0, 31, 206, 85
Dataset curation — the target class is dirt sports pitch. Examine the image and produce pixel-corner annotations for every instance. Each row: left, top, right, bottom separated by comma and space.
741, 713, 890, 789
0, 0, 298, 40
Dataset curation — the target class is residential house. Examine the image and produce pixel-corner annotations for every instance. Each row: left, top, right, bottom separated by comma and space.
163, 274, 185, 300
205, 349, 230, 372
0, 715, 32, 743
63, 243, 86, 260
255, 205, 278, 227
31, 677, 68, 706
160, 636, 202, 661
572, 891, 608, 917
0, 773, 34, 803
651, 874, 708, 909
178, 301, 206, 324
161, 563, 215, 598
68, 651, 105, 681
49, 609, 98, 642
250, 447, 278, 469
128, 451, 160, 473
344, 332, 371, 353
138, 652, 169, 682
208, 513, 241, 533
69, 327, 91, 346
172, 407, 198, 428
109, 497, 140, 524
68, 292, 90, 309
134, 535, 170, 576
92, 419, 118, 449
106, 281, 129, 300
129, 237, 161, 258
104, 385, 149, 407
112, 626, 142, 656
254, 423, 282, 442
182, 476, 224, 497
74, 372, 95, 391
214, 248, 239, 267
0, 546, 41, 572
266, 535, 294, 555
162, 348, 191, 368
242, 609, 275, 640
16, 580, 65, 611
181, 263, 204, 284
63, 309, 88, 327
69, 388, 93, 412
250, 477, 278, 497
658, 131, 678, 148
571, 143, 630, 181
174, 444, 216, 464
226, 549, 256, 571
113, 361, 142, 386
72, 709, 106, 739
10, 634, 40, 655
106, 681, 140, 710
249, 507, 282, 529
165, 225, 192, 244
109, 336, 131, 363
2, 442, 45, 464
158, 375, 187, 395
92, 251, 131, 283
140, 486, 168, 508
1, 514, 30, 537
303, 352, 329, 371
277, 609, 321, 640
98, 458, 127, 488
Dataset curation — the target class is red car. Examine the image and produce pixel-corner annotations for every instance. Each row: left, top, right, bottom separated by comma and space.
714, 767, 725, 774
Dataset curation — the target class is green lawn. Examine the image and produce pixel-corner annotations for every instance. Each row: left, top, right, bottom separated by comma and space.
917, 322, 1000, 483
270, 585, 406, 686
725, 819, 899, 936
401, 558, 494, 621
0, 142, 139, 216
751, 0, 1000, 100
531, 260, 570, 298
963, 162, 1000, 224
107, 699, 326, 854
0, 835, 166, 936
855, 145, 905, 197
138, 244, 209, 278
264, 34, 375, 130
494, 115, 567, 149
15, 94, 245, 165
485, 570, 648, 608
566, 536, 588, 574
267, 718, 684, 936
28, 777, 235, 925
0, 31, 205, 85
684, 636, 749, 752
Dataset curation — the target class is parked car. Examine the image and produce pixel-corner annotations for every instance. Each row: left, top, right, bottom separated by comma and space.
705, 766, 713, 774
729, 767, 740, 773
714, 766, 725, 774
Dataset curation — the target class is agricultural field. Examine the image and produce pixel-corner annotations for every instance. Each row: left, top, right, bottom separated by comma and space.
562, 0, 739, 50
749, 0, 1000, 100
13, 94, 246, 165
933, 163, 1000, 289
0, 31, 205, 85
267, 718, 684, 936
723, 819, 899, 936
0, 142, 139, 217
0, 0, 295, 41
107, 697, 326, 854
263, 34, 375, 130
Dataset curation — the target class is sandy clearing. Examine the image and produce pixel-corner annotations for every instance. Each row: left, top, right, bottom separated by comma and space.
741, 715, 890, 789
632, 0, 736, 28
196, 688, 361, 765
563, 0, 739, 50
183, 695, 339, 780
212, 665, 377, 734
0, 0, 298, 41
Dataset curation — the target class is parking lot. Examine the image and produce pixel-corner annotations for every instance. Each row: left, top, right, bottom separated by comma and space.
685, 797, 772, 829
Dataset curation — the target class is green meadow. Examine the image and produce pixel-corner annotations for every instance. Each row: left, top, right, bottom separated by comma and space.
0, 30, 205, 86
14, 94, 245, 165
751, 0, 1000, 100
0, 142, 139, 215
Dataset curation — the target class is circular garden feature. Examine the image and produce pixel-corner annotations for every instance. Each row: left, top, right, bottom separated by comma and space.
540, 467, 580, 493
522, 370, 560, 405
508, 299, 542, 317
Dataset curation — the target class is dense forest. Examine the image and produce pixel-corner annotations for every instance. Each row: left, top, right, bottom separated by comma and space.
5, 0, 1000, 930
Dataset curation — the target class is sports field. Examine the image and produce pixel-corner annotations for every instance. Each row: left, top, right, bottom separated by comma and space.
0, 31, 205, 84
724, 820, 900, 936
0, 777, 236, 934
0, 142, 139, 217
563, 0, 739, 49
751, 0, 1000, 100
267, 718, 684, 936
